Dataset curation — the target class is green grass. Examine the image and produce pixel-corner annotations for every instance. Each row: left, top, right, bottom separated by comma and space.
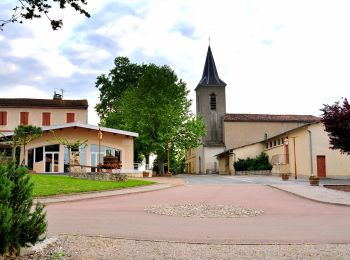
30, 174, 155, 197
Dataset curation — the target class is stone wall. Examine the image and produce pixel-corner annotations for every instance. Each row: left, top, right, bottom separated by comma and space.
68, 171, 127, 181
235, 170, 271, 176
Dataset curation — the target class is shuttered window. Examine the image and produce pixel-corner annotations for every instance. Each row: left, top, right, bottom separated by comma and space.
20, 112, 29, 125
210, 93, 216, 110
0, 111, 7, 125
42, 112, 51, 126
66, 113, 75, 123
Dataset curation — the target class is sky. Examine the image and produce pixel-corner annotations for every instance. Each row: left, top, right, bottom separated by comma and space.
1, 0, 349, 125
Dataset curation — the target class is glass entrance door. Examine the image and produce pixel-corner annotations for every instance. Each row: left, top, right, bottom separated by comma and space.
45, 152, 59, 173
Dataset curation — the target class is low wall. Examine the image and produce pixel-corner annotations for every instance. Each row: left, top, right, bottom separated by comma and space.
68, 172, 127, 181
235, 170, 272, 176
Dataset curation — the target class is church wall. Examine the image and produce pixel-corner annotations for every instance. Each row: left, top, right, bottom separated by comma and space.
233, 143, 265, 160
203, 146, 225, 174
264, 122, 350, 178
307, 123, 350, 178
224, 121, 306, 149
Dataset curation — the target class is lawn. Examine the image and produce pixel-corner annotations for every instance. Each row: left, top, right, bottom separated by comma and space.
30, 174, 155, 197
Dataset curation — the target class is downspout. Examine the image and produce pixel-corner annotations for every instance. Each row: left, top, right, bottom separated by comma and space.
307, 128, 314, 177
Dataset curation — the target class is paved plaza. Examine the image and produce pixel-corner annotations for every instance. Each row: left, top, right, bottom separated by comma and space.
44, 174, 350, 244
22, 174, 350, 259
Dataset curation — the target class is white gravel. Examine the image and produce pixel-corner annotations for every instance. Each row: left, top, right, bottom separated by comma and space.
18, 235, 350, 260
144, 204, 264, 218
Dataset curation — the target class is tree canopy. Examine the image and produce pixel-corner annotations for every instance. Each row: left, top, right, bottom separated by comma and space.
14, 125, 42, 165
1, 0, 90, 30
95, 57, 146, 122
96, 58, 205, 174
321, 98, 350, 155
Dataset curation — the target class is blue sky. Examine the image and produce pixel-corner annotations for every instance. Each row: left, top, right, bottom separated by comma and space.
1, 0, 349, 125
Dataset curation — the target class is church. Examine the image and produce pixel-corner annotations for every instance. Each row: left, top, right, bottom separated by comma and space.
185, 46, 350, 178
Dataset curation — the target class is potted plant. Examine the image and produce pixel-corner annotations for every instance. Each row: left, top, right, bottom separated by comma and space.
281, 173, 290, 181
309, 175, 320, 186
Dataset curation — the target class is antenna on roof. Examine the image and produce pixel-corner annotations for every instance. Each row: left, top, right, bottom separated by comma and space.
53, 88, 64, 100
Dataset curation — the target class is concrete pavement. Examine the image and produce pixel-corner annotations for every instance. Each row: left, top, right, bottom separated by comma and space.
45, 183, 350, 244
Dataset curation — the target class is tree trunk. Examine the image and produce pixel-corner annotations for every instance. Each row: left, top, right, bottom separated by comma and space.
158, 156, 165, 175
21, 143, 26, 166
12, 146, 16, 160
145, 153, 150, 169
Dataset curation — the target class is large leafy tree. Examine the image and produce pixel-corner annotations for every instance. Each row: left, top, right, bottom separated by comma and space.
13, 125, 42, 165
98, 61, 205, 174
321, 98, 350, 155
0, 0, 90, 31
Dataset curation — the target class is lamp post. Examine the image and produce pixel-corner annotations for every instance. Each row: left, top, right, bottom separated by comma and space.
167, 142, 171, 176
291, 136, 297, 180
98, 128, 103, 172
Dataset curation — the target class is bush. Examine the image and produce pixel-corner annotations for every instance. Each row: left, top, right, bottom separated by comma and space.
234, 152, 272, 171
0, 161, 47, 256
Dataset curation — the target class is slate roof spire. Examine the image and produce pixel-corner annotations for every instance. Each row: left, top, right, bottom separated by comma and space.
196, 45, 226, 89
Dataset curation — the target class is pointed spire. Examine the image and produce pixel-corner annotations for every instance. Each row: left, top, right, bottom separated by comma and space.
196, 46, 226, 89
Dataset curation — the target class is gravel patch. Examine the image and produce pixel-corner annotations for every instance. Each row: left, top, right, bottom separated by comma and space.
14, 235, 350, 260
144, 203, 264, 218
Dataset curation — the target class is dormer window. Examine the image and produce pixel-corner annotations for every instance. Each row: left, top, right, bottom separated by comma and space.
210, 93, 216, 110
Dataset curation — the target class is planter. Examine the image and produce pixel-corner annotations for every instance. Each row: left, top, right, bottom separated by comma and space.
143, 171, 149, 178
281, 173, 290, 181
309, 176, 320, 186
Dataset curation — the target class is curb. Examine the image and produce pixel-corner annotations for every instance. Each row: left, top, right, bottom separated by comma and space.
268, 185, 350, 207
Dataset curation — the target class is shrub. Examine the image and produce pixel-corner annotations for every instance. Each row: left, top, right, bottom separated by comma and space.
0, 161, 47, 256
234, 152, 272, 171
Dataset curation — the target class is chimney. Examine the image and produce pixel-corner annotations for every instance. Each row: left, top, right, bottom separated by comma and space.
53, 89, 63, 100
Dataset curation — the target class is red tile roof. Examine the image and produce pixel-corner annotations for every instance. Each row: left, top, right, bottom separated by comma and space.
0, 98, 88, 109
224, 113, 319, 122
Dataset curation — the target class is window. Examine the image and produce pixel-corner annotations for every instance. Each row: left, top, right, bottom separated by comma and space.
20, 112, 29, 125
277, 139, 281, 145
67, 113, 75, 123
274, 140, 277, 146
210, 93, 216, 110
45, 144, 59, 152
35, 147, 43, 162
0, 111, 7, 125
269, 142, 272, 148
42, 112, 51, 126
265, 143, 269, 149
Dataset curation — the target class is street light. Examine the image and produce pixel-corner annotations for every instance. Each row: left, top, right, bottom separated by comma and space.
291, 136, 297, 180
98, 128, 103, 173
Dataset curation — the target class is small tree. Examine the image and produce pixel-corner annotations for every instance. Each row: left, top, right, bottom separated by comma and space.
321, 98, 350, 155
48, 131, 88, 171
0, 161, 47, 256
14, 125, 42, 166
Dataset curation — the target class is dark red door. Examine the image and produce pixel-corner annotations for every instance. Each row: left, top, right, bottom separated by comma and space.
317, 156, 326, 178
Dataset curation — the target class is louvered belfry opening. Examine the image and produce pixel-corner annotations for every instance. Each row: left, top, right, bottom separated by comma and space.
210, 93, 216, 110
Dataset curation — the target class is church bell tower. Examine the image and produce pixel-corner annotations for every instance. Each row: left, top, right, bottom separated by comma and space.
194, 45, 226, 174
196, 45, 226, 146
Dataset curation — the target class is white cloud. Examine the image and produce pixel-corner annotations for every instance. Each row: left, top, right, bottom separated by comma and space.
0, 85, 51, 99
2, 0, 350, 124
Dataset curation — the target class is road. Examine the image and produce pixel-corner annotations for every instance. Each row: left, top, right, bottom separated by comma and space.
45, 175, 350, 244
